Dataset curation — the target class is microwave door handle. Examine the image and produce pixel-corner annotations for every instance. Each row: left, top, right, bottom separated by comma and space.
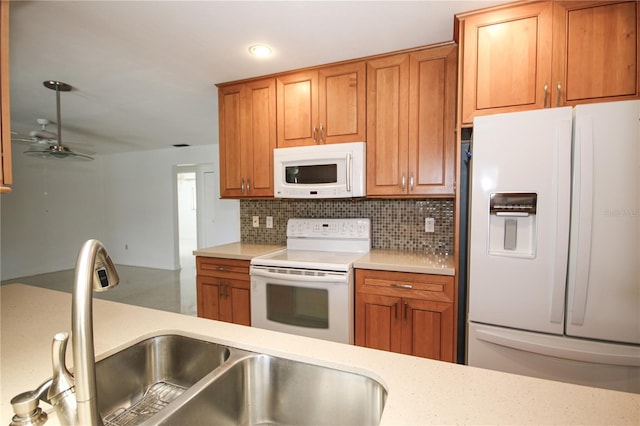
346, 153, 352, 192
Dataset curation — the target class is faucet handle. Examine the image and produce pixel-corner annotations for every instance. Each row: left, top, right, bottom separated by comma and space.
48, 332, 77, 425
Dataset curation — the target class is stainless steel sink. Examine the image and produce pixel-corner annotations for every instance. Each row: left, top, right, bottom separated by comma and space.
152, 352, 388, 426
95, 334, 230, 425
93, 334, 387, 426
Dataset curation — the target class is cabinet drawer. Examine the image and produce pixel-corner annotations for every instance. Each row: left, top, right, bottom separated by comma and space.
196, 257, 250, 280
356, 269, 453, 303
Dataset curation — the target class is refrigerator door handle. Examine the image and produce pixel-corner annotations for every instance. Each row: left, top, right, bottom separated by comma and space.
570, 118, 594, 326
476, 328, 640, 367
549, 119, 572, 324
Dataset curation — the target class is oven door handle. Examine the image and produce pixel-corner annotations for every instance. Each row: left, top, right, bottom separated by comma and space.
250, 268, 348, 284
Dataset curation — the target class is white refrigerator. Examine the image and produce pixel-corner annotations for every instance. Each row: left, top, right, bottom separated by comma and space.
467, 100, 640, 394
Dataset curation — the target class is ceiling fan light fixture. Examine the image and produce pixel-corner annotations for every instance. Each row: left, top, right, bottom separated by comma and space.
248, 44, 273, 58
22, 81, 94, 161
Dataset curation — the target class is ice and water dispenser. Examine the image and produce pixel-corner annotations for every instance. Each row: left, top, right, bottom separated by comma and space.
488, 193, 537, 257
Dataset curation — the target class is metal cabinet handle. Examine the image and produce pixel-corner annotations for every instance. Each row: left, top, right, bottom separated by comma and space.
409, 174, 414, 191
394, 302, 398, 319
246, 179, 251, 194
319, 123, 324, 143
556, 82, 561, 107
401, 174, 406, 191
404, 302, 408, 323
390, 283, 413, 289
313, 126, 318, 144
240, 178, 245, 193
543, 83, 549, 108
217, 266, 226, 271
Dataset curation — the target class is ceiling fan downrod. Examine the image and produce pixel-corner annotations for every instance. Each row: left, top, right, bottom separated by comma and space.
43, 81, 72, 148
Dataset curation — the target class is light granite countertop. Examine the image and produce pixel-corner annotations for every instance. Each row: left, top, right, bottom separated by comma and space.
2, 284, 638, 425
194, 243, 455, 276
355, 249, 455, 275
193, 242, 284, 260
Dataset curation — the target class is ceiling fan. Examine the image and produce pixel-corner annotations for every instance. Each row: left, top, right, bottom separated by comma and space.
19, 81, 94, 161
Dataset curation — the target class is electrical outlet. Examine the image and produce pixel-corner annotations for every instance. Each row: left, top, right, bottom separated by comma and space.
266, 216, 273, 228
425, 218, 435, 233
252, 216, 260, 228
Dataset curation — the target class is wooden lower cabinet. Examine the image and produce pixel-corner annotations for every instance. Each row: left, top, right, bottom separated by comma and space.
196, 256, 251, 326
355, 269, 455, 362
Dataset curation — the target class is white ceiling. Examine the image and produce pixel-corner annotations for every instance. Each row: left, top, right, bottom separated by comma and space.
9, 0, 505, 156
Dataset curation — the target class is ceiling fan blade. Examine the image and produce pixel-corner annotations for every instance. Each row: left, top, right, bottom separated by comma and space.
24, 144, 94, 161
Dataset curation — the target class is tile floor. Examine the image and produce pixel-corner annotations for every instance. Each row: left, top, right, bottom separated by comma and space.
1, 255, 198, 316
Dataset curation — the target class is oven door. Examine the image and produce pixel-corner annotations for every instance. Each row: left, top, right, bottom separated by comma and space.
250, 265, 353, 344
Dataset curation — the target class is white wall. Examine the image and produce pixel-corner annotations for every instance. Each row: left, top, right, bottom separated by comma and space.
1, 144, 239, 280
1, 153, 106, 279
101, 144, 226, 270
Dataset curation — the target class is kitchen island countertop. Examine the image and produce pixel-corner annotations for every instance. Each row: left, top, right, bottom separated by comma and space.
193, 242, 284, 260
2, 284, 638, 425
355, 249, 455, 275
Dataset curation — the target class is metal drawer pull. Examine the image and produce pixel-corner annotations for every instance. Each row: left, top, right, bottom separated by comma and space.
217, 267, 226, 271
401, 174, 406, 191
390, 283, 413, 289
543, 83, 549, 108
404, 302, 408, 322
556, 82, 561, 107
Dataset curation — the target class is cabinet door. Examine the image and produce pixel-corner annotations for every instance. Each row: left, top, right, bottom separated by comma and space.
408, 45, 456, 196
366, 54, 410, 196
459, 1, 553, 124
197, 276, 221, 320
356, 292, 402, 352
225, 280, 251, 326
245, 79, 276, 196
0, 0, 10, 192
318, 62, 366, 144
219, 79, 276, 198
277, 71, 319, 147
219, 84, 245, 197
401, 298, 455, 362
552, 1, 639, 106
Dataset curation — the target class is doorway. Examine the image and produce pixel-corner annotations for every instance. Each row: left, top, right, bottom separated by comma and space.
174, 163, 240, 315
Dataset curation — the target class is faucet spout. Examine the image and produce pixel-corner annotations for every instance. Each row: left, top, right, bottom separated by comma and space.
61, 239, 119, 425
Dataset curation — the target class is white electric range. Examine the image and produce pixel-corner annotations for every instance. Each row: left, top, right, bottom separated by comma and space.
250, 218, 371, 344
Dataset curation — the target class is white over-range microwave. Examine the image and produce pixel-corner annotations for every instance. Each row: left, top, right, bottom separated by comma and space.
273, 142, 366, 198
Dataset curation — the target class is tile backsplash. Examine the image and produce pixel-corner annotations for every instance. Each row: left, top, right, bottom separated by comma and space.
240, 198, 454, 254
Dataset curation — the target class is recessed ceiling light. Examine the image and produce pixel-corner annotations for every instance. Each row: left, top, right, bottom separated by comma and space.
248, 44, 273, 58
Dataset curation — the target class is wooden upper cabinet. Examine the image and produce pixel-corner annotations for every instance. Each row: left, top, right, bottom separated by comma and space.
409, 45, 457, 196
319, 62, 366, 144
277, 62, 366, 147
366, 54, 410, 196
277, 71, 318, 147
367, 43, 456, 197
1, 0, 11, 193
552, 1, 639, 106
457, 0, 639, 125
218, 78, 276, 198
458, 1, 553, 124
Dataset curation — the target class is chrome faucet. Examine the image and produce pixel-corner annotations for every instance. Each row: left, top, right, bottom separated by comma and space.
48, 239, 120, 425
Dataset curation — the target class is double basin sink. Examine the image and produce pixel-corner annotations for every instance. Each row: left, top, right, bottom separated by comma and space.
95, 334, 387, 425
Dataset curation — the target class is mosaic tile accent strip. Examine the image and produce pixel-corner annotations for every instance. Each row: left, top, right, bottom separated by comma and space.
240, 198, 454, 254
